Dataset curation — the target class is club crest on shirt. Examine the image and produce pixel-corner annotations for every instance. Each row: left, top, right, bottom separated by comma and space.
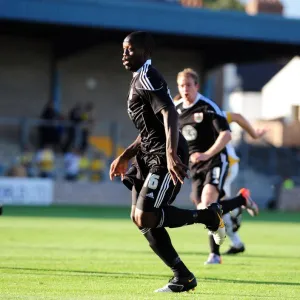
194, 112, 203, 123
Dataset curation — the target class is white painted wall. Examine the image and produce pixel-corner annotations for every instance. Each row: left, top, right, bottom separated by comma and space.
229, 91, 262, 121
261, 56, 300, 120
228, 91, 262, 142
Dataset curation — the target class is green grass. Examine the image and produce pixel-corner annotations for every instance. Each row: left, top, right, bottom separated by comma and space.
0, 206, 300, 299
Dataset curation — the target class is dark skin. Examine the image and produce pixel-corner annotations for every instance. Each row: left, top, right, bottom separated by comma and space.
109, 36, 188, 228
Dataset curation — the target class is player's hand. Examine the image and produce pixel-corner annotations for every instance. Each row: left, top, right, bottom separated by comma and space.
130, 205, 137, 225
109, 155, 129, 181
190, 152, 211, 164
166, 152, 189, 185
255, 128, 267, 139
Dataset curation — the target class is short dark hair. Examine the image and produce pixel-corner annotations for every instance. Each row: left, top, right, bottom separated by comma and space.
125, 31, 155, 56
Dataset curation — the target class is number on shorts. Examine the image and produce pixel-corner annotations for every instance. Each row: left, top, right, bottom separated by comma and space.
212, 167, 221, 184
148, 174, 160, 190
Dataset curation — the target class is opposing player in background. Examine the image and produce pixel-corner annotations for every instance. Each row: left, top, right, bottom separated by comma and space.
175, 68, 259, 265
109, 31, 225, 293
221, 111, 266, 256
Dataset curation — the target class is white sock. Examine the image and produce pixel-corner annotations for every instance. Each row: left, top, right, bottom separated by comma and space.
223, 213, 243, 248
230, 207, 242, 219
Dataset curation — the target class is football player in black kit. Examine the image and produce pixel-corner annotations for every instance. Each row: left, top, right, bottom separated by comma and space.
109, 31, 225, 293
176, 68, 259, 264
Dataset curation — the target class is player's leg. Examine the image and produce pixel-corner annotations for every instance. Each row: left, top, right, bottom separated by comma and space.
221, 163, 245, 255
131, 186, 191, 280
133, 171, 222, 230
189, 165, 226, 264
220, 187, 259, 216
220, 192, 258, 215
189, 169, 226, 254
223, 213, 245, 254
123, 156, 222, 231
132, 170, 198, 293
202, 160, 228, 264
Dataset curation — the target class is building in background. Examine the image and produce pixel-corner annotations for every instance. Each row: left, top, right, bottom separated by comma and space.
261, 56, 300, 121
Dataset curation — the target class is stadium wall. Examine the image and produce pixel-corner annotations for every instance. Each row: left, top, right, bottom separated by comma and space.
59, 42, 203, 145
2, 175, 296, 210
0, 35, 51, 118
0, 35, 51, 142
0, 36, 203, 146
53, 181, 194, 209
0, 177, 194, 209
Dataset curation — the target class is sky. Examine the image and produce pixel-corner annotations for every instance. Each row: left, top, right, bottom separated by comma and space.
240, 0, 300, 18
281, 0, 300, 18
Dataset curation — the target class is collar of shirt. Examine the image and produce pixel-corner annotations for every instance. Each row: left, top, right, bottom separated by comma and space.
133, 59, 152, 77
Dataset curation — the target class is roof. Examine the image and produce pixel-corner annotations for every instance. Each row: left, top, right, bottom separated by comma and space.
1, 0, 300, 45
237, 62, 285, 92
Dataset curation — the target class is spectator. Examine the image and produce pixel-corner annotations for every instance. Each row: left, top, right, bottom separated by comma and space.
78, 151, 90, 181
39, 101, 61, 148
35, 144, 55, 178
18, 145, 35, 177
64, 148, 80, 181
80, 102, 95, 152
63, 102, 83, 153
6, 165, 27, 177
89, 152, 106, 182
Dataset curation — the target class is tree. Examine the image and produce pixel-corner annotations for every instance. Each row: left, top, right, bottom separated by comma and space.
203, 0, 245, 11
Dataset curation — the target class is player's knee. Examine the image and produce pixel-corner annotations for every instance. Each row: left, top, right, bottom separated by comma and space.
201, 185, 219, 207
134, 211, 157, 228
190, 192, 201, 207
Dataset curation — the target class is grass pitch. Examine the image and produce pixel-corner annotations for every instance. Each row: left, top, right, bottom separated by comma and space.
0, 206, 299, 299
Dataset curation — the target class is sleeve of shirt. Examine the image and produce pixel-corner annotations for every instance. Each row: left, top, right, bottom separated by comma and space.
212, 113, 230, 132
138, 68, 174, 114
225, 111, 233, 123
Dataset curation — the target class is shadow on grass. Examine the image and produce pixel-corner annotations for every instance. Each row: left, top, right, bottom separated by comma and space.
179, 251, 300, 260
2, 205, 131, 220
204, 276, 300, 287
1, 266, 300, 288
0, 266, 168, 280
2, 206, 300, 223
3, 242, 299, 262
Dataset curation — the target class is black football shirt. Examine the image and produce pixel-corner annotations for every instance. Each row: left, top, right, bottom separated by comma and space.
127, 60, 187, 157
176, 93, 230, 156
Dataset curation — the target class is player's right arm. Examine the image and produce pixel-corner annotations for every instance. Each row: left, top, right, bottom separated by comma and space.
227, 112, 266, 139
161, 106, 188, 184
190, 111, 231, 164
119, 134, 141, 160
109, 135, 141, 180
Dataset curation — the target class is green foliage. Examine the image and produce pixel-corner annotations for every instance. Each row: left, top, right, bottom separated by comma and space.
203, 0, 245, 11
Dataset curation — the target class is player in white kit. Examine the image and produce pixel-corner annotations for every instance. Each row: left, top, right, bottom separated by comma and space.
221, 111, 266, 255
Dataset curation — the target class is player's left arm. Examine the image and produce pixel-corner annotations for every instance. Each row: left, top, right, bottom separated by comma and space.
204, 113, 231, 158
229, 112, 266, 139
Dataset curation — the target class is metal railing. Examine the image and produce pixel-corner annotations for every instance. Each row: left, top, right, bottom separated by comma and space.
0, 117, 120, 159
